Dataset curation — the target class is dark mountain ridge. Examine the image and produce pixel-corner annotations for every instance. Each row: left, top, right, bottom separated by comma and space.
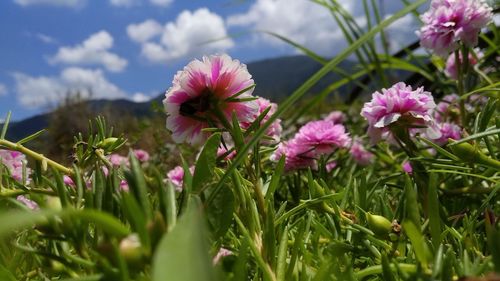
3, 55, 357, 140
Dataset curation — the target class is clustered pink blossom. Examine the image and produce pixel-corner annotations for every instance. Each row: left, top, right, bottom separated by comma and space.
133, 149, 150, 162
271, 120, 350, 171
433, 122, 462, 146
166, 165, 195, 191
163, 54, 258, 145
434, 94, 460, 123
241, 97, 282, 143
419, 0, 493, 56
360, 82, 441, 143
108, 149, 150, 167
108, 154, 129, 167
445, 50, 482, 79
0, 149, 31, 183
16, 195, 39, 210
350, 139, 374, 166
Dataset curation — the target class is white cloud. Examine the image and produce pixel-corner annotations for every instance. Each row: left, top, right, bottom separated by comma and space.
13, 0, 85, 7
128, 8, 234, 63
127, 20, 163, 43
109, 0, 139, 7
227, 0, 354, 56
227, 0, 420, 56
49, 30, 128, 72
131, 92, 152, 102
150, 0, 172, 7
0, 84, 8, 96
12, 67, 127, 108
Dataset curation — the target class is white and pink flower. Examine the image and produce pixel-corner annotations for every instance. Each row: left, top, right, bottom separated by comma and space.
419, 0, 493, 56
361, 82, 441, 143
163, 54, 258, 145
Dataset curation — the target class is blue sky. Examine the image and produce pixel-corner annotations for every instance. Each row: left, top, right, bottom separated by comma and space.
0, 0, 422, 121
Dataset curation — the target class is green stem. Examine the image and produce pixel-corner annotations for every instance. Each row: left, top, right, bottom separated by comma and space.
455, 49, 467, 127
0, 139, 73, 176
356, 263, 417, 279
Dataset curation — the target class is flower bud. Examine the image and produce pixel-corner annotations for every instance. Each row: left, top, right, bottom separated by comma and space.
96, 137, 119, 150
119, 233, 144, 265
450, 141, 500, 169
46, 196, 62, 211
366, 212, 393, 237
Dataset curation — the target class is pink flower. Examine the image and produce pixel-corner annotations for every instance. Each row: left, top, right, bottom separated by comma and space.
350, 139, 374, 166
402, 161, 413, 174
0, 149, 31, 183
419, 0, 493, 56
166, 165, 194, 191
360, 82, 441, 143
324, 111, 346, 124
63, 175, 75, 187
241, 97, 282, 143
212, 248, 233, 266
16, 195, 39, 210
133, 149, 150, 162
445, 50, 481, 79
163, 54, 258, 145
119, 180, 129, 192
294, 120, 351, 156
217, 146, 236, 161
270, 139, 317, 171
433, 122, 461, 146
326, 161, 337, 172
108, 154, 129, 167
434, 94, 460, 123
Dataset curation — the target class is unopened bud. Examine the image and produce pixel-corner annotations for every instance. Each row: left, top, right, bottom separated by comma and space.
46, 196, 62, 211
450, 141, 500, 170
96, 137, 119, 150
119, 233, 144, 265
366, 213, 393, 237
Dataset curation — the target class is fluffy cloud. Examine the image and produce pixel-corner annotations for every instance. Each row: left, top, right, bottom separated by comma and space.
149, 0, 172, 7
12, 67, 127, 108
227, 0, 421, 56
127, 20, 163, 43
49, 30, 128, 72
13, 0, 86, 7
127, 8, 234, 63
0, 84, 7, 96
227, 0, 354, 56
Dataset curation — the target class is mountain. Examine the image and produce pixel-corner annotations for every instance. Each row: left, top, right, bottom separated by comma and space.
3, 55, 357, 141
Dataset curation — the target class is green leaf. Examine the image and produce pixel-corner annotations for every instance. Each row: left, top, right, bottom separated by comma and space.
428, 173, 442, 250
276, 226, 289, 281
0, 111, 11, 140
192, 133, 220, 193
124, 152, 152, 220
402, 220, 429, 268
206, 185, 235, 239
265, 155, 285, 201
0, 209, 129, 240
152, 197, 216, 281
0, 265, 16, 281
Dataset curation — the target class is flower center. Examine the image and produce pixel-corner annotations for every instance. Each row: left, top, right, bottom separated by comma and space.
179, 88, 212, 117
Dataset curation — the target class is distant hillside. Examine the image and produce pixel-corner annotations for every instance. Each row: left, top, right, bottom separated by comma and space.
4, 55, 357, 140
